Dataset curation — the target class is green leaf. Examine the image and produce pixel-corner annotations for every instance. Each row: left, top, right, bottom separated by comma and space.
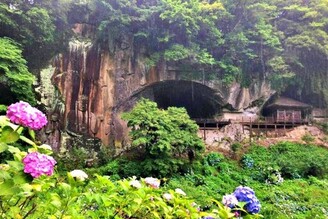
50, 193, 62, 208
0, 170, 11, 180
6, 161, 24, 171
0, 126, 19, 143
0, 116, 9, 126
13, 172, 29, 185
19, 135, 37, 146
28, 129, 36, 141
8, 146, 21, 154
0, 142, 8, 153
0, 179, 17, 196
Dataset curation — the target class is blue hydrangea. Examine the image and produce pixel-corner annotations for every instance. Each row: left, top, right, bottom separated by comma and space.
233, 186, 261, 214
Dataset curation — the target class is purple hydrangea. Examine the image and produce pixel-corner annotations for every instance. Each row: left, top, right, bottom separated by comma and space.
233, 186, 261, 214
6, 101, 47, 130
23, 152, 56, 178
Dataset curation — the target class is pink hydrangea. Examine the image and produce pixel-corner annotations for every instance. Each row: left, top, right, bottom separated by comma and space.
23, 152, 56, 178
6, 101, 47, 130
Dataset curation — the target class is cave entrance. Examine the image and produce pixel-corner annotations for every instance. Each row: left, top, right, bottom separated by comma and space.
134, 80, 223, 119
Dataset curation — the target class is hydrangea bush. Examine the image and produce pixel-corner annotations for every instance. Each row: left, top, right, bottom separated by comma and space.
0, 101, 57, 218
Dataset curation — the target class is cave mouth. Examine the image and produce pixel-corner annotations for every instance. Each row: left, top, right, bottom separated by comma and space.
134, 80, 223, 119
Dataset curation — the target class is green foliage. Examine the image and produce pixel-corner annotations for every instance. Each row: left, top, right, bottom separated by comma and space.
254, 179, 328, 219
164, 44, 190, 61
244, 142, 328, 179
204, 152, 224, 168
0, 112, 240, 218
0, 104, 7, 114
90, 0, 328, 105
121, 99, 204, 177
2, 0, 328, 105
94, 0, 224, 72
164, 142, 328, 218
0, 114, 55, 218
0, 38, 36, 105
0, 1, 59, 68
0, 102, 230, 219
267, 56, 295, 91
3, 106, 328, 218
54, 146, 92, 172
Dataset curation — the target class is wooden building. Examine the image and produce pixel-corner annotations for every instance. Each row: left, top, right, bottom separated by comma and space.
263, 96, 312, 124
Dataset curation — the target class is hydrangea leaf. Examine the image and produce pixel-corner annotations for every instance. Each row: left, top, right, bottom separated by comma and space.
13, 172, 29, 185
28, 129, 35, 141
0, 170, 11, 180
6, 161, 24, 171
0, 126, 19, 143
19, 135, 37, 147
0, 179, 18, 196
0, 142, 8, 153
7, 145, 21, 154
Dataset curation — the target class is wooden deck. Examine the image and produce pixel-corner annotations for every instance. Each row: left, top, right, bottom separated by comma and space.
195, 116, 309, 140
195, 116, 308, 128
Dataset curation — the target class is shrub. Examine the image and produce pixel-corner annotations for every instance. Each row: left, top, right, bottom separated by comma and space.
205, 152, 224, 167
121, 99, 204, 177
301, 133, 315, 144
54, 146, 91, 172
241, 154, 254, 168
0, 38, 36, 105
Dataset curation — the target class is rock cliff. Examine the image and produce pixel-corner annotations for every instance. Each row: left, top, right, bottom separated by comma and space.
38, 24, 275, 150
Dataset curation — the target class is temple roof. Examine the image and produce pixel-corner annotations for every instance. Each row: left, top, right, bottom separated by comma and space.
266, 97, 312, 110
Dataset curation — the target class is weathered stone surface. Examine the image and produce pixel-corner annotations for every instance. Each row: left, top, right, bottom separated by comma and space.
39, 23, 275, 150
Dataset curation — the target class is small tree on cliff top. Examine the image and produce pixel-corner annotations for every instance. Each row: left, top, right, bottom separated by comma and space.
122, 99, 204, 176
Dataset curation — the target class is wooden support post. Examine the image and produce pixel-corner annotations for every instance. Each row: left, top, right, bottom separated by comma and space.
275, 124, 277, 137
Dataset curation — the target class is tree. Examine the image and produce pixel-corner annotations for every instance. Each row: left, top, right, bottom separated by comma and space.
0, 0, 71, 70
0, 37, 36, 105
121, 99, 204, 176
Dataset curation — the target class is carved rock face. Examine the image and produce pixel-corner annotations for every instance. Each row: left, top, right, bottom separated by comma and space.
40, 24, 275, 148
